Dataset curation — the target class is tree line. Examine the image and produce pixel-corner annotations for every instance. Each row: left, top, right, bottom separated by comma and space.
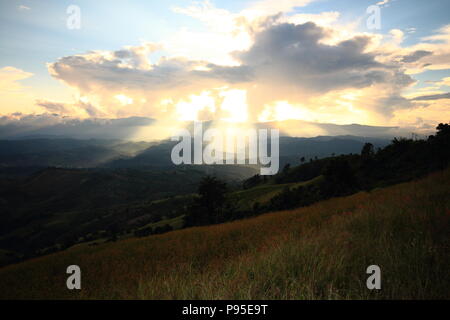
183, 123, 450, 227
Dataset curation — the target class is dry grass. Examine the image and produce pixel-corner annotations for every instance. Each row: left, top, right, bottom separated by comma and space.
0, 169, 449, 299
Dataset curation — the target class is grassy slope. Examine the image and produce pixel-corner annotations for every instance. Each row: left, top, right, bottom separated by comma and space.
0, 169, 449, 299
229, 177, 322, 210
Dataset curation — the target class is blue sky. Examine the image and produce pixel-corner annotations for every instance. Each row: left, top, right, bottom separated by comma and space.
0, 0, 449, 135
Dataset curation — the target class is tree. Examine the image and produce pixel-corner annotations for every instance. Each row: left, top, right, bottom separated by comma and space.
429, 123, 450, 168
184, 176, 227, 226
323, 158, 357, 196
436, 123, 450, 137
197, 176, 227, 214
361, 143, 375, 158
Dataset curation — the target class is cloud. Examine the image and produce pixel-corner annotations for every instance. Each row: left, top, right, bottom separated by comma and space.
49, 47, 216, 93
18, 5, 30, 11
376, 0, 392, 7
113, 42, 161, 69
0, 67, 42, 114
406, 24, 450, 72
36, 100, 74, 115
401, 50, 433, 63
0, 113, 155, 140
388, 29, 404, 46
226, 22, 414, 119
0, 66, 33, 91
240, 0, 315, 19
35, 98, 107, 118
0, 112, 421, 140
49, 22, 415, 117
42, 1, 447, 130
364, 24, 450, 76
436, 77, 450, 87
168, 0, 324, 66
284, 11, 340, 27
234, 22, 411, 92
411, 92, 450, 101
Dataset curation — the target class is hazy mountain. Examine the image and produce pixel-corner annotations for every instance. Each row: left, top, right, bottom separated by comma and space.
0, 116, 155, 140
0, 135, 391, 170
0, 115, 424, 140
0, 139, 154, 169
106, 135, 391, 169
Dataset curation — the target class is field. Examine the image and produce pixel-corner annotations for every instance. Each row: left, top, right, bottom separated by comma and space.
0, 169, 449, 299
228, 177, 322, 210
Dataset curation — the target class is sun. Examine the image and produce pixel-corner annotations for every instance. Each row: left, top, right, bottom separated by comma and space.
173, 89, 249, 123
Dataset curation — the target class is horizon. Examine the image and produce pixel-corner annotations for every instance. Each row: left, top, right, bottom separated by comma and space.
0, 116, 437, 141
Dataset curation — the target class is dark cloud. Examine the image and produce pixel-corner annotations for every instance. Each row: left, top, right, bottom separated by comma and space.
36, 100, 73, 114
195, 64, 254, 83
377, 94, 413, 113
47, 22, 417, 120
49, 54, 209, 93
49, 22, 414, 95
230, 22, 414, 92
411, 92, 450, 101
0, 114, 155, 140
401, 50, 433, 63
36, 99, 106, 118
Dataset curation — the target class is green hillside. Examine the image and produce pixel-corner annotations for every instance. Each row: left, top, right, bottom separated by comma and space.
228, 177, 322, 211
0, 164, 258, 260
0, 168, 448, 299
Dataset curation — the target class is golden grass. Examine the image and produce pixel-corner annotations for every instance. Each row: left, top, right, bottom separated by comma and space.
0, 169, 449, 299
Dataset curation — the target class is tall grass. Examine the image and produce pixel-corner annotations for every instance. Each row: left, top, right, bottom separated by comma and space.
0, 169, 449, 299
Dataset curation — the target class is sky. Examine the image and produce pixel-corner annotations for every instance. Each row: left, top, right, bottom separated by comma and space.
0, 0, 449, 139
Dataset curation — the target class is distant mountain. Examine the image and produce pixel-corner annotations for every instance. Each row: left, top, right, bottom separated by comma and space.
0, 139, 153, 168
277, 135, 390, 166
106, 135, 391, 169
1, 115, 426, 140
0, 116, 156, 140
254, 120, 416, 138
0, 135, 391, 170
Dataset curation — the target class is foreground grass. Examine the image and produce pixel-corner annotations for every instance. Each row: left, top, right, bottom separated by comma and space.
0, 169, 449, 299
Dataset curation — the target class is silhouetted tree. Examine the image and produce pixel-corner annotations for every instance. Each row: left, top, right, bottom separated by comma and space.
361, 143, 374, 158
429, 123, 450, 168
323, 158, 357, 196
184, 176, 227, 226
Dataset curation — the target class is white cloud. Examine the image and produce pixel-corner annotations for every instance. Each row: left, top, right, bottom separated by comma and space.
0, 66, 33, 91
0, 67, 42, 115
18, 0, 446, 132
376, 0, 392, 7
47, 21, 418, 125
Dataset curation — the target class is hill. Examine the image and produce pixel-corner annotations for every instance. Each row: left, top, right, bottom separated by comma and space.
0, 139, 154, 168
0, 168, 448, 299
228, 177, 322, 211
0, 165, 257, 260
0, 136, 391, 170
